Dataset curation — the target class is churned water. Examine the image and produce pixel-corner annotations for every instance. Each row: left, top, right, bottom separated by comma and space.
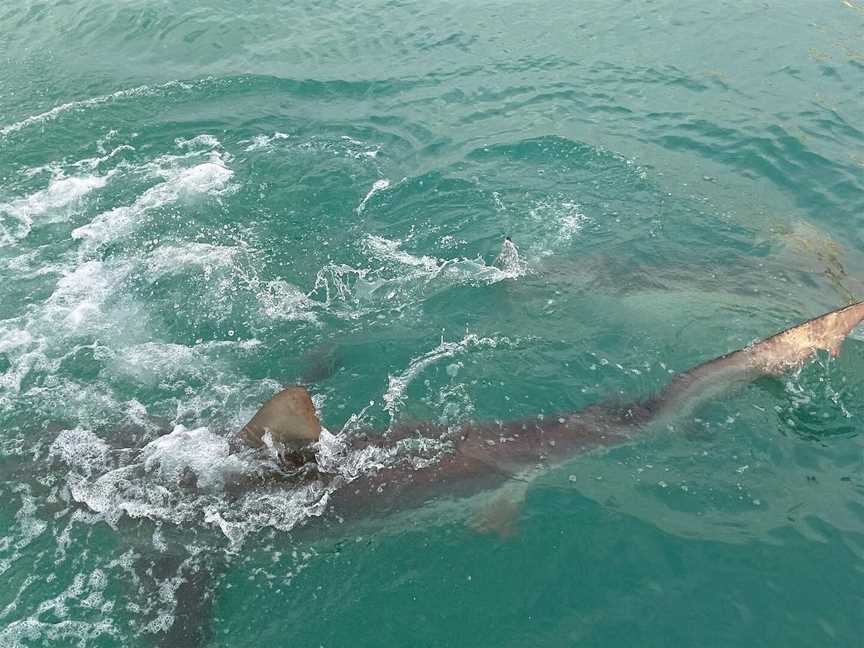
1, 1, 864, 646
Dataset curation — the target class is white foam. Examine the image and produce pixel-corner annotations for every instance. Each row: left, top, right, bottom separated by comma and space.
58, 435, 332, 544
174, 134, 220, 149
0, 562, 117, 646
0, 258, 135, 401
315, 425, 400, 480
61, 424, 252, 529
204, 480, 334, 548
341, 135, 382, 159
145, 242, 240, 277
0, 618, 117, 648
49, 429, 110, 477
72, 155, 233, 248
557, 202, 587, 239
66, 466, 139, 523
146, 242, 321, 324
295, 136, 382, 163
0, 486, 48, 578
367, 234, 524, 281
0, 172, 111, 246
141, 426, 246, 491
0, 328, 33, 355
242, 132, 290, 152
44, 404, 413, 546
0, 330, 46, 397
49, 260, 131, 331
68, 144, 135, 173
111, 343, 201, 385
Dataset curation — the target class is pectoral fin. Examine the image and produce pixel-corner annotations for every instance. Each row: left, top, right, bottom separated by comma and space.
467, 479, 530, 539
241, 386, 321, 449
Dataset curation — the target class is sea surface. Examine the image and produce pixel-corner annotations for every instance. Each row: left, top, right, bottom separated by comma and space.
2, 1, 864, 646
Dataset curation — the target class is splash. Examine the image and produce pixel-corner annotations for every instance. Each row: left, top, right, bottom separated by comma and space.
493, 237, 525, 275
383, 333, 510, 422
356, 178, 391, 214
363, 234, 441, 271
308, 263, 369, 307
257, 280, 320, 323
527, 198, 589, 253
301, 235, 526, 321
50, 423, 339, 547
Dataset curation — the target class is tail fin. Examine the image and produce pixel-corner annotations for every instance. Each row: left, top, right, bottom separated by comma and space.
746, 300, 864, 373
648, 301, 864, 421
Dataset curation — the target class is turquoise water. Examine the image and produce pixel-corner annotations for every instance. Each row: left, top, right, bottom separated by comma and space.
2, 1, 864, 645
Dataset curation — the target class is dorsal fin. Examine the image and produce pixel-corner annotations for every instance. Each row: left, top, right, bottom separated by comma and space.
241, 386, 321, 449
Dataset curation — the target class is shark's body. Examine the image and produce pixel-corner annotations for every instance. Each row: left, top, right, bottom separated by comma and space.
240, 300, 864, 531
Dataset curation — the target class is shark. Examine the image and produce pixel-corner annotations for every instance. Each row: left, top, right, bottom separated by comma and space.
13, 297, 860, 648
118, 296, 864, 648
4, 224, 862, 646
235, 299, 864, 535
